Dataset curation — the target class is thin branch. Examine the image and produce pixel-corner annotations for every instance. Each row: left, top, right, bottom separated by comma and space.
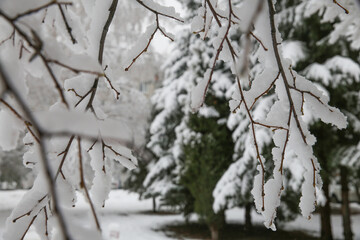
11, 1, 72, 21
135, 0, 184, 22
289, 65, 297, 87
20, 215, 37, 240
54, 136, 75, 180
101, 141, 107, 173
102, 141, 133, 163
13, 195, 47, 223
232, 100, 243, 113
249, 71, 280, 110
279, 110, 292, 175
193, 0, 235, 109
205, 0, 237, 59
236, 76, 266, 211
43, 207, 49, 237
0, 62, 71, 240
0, 11, 69, 108
39, 54, 69, 108
250, 31, 268, 51
19, 40, 31, 59
75, 88, 93, 108
67, 88, 83, 98
267, 0, 307, 144
253, 121, 287, 131
333, 0, 349, 14
57, 3, 77, 44
87, 139, 98, 152
289, 86, 334, 113
86, 0, 118, 111
47, 59, 104, 76
0, 98, 40, 143
125, 14, 174, 71
77, 137, 101, 231
0, 29, 15, 46
310, 158, 317, 206
104, 73, 120, 99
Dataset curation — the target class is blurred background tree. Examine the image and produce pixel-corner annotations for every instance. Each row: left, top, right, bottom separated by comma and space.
277, 0, 360, 239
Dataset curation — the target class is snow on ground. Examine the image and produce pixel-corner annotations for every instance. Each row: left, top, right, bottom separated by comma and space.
226, 207, 360, 240
1, 190, 360, 240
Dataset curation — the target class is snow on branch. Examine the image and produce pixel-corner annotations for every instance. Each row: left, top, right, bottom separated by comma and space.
124, 0, 184, 71
0, 0, 140, 239
306, 0, 360, 49
0, 0, 355, 237
189, 0, 347, 230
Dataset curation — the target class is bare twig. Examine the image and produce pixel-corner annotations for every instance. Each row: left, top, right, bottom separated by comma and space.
20, 215, 37, 240
77, 137, 101, 231
250, 31, 268, 51
333, 0, 349, 14
54, 136, 75, 180
104, 73, 120, 99
135, 0, 184, 22
0, 29, 15, 46
67, 88, 83, 98
0, 98, 40, 143
57, 3, 77, 44
249, 72, 280, 110
86, 0, 118, 111
11, 1, 72, 21
125, 14, 174, 71
289, 86, 334, 113
44, 207, 49, 237
236, 75, 266, 211
47, 59, 104, 76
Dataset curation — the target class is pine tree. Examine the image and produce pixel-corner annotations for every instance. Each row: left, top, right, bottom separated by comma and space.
142, 2, 237, 238
277, 0, 360, 239
142, 30, 194, 210
179, 76, 234, 240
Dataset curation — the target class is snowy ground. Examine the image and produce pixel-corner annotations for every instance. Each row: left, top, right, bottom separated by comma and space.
0, 190, 359, 240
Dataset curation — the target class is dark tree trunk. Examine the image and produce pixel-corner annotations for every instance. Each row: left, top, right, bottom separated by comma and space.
244, 203, 252, 231
355, 182, 360, 204
341, 166, 353, 240
209, 224, 219, 240
320, 179, 333, 240
152, 196, 157, 213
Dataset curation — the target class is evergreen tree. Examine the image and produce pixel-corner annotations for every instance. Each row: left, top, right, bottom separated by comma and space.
179, 78, 234, 240
277, 0, 360, 239
142, 30, 195, 210
142, 2, 236, 238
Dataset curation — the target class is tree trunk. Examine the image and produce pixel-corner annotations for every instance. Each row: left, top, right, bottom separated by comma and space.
320, 179, 333, 240
341, 166, 353, 240
244, 203, 252, 231
355, 182, 360, 204
209, 224, 219, 240
152, 196, 157, 213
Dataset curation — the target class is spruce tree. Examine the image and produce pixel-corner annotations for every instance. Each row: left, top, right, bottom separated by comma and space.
179, 79, 234, 240
142, 2, 236, 238
277, 0, 360, 239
